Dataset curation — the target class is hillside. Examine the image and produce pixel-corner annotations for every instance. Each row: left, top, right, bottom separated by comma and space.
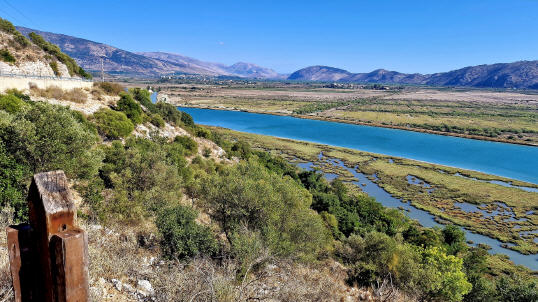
1, 18, 89, 79
16, 27, 283, 79
289, 61, 538, 89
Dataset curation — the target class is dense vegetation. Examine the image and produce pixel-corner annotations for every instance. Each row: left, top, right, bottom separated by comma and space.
0, 88, 535, 301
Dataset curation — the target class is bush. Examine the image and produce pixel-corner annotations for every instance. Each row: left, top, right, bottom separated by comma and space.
95, 82, 124, 95
495, 276, 538, 302
155, 102, 182, 126
97, 137, 185, 222
92, 108, 134, 139
157, 205, 218, 260
130, 88, 156, 112
0, 48, 15, 63
0, 94, 26, 113
0, 142, 29, 221
116, 93, 143, 124
198, 159, 331, 259
0, 102, 102, 220
0, 102, 102, 179
4, 89, 30, 101
174, 135, 198, 156
195, 127, 212, 139
0, 17, 29, 47
150, 114, 165, 128
49, 61, 60, 76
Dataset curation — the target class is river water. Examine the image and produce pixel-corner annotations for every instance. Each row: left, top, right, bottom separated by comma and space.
178, 106, 538, 270
178, 107, 538, 184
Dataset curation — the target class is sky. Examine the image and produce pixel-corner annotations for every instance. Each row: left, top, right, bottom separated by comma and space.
1, 0, 537, 74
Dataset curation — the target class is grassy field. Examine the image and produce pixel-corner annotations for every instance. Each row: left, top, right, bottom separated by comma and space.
210, 127, 538, 255
162, 83, 538, 145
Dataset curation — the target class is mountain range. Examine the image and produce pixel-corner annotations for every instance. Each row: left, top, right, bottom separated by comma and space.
15, 26, 538, 88
15, 26, 283, 79
289, 62, 538, 89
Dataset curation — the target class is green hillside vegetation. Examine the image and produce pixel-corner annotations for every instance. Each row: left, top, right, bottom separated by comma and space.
0, 88, 536, 301
28, 32, 92, 79
0, 17, 30, 48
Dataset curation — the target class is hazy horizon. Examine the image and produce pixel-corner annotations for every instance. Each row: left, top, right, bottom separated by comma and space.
2, 0, 537, 74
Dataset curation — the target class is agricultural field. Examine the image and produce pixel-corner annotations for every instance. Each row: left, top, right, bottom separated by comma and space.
161, 83, 538, 145
210, 127, 538, 255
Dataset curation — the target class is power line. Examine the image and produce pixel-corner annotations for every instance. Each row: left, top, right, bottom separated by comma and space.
2, 0, 39, 28
0, 7, 23, 25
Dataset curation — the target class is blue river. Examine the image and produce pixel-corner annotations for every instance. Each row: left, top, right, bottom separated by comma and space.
178, 107, 538, 185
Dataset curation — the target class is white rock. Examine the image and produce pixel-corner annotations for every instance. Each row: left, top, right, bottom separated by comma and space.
123, 283, 136, 293
111, 279, 122, 291
137, 280, 155, 296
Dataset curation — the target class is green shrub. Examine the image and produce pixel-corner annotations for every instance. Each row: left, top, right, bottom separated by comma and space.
5, 89, 30, 101
495, 276, 538, 302
150, 114, 165, 128
0, 17, 29, 47
0, 94, 26, 113
155, 102, 182, 126
174, 135, 198, 156
97, 137, 185, 222
129, 88, 156, 112
0, 102, 102, 221
0, 142, 29, 221
202, 147, 211, 158
117, 93, 143, 125
92, 108, 134, 139
0, 102, 101, 180
157, 205, 218, 260
198, 159, 331, 259
49, 61, 60, 76
0, 49, 15, 63
195, 127, 212, 139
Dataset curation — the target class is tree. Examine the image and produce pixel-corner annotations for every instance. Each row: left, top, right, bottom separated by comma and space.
420, 246, 472, 302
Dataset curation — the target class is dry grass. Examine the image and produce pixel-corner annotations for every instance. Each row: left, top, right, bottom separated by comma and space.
84, 220, 413, 302
31, 86, 88, 104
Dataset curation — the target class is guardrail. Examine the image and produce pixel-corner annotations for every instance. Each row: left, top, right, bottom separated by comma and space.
0, 72, 93, 82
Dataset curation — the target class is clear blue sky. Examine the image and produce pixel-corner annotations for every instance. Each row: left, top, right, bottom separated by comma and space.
1, 0, 537, 74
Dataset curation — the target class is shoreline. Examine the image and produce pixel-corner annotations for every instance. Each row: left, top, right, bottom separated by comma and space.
174, 104, 538, 147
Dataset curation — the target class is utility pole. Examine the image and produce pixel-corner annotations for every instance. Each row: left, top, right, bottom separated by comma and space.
100, 57, 105, 82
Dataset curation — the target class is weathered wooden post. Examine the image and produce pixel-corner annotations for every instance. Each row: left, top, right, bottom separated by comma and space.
6, 170, 89, 302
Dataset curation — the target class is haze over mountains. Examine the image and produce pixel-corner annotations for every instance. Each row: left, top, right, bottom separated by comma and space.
15, 26, 538, 88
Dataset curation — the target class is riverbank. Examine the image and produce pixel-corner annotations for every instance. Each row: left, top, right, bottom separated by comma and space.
209, 126, 538, 259
176, 103, 538, 147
